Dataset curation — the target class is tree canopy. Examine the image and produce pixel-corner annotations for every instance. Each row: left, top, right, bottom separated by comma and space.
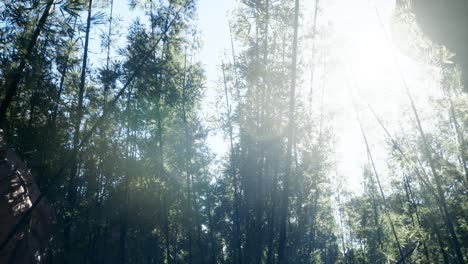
0, 0, 467, 263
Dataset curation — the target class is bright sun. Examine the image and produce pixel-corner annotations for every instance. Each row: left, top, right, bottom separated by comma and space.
322, 8, 433, 192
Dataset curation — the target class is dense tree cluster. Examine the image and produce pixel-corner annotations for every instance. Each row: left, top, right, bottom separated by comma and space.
0, 0, 467, 263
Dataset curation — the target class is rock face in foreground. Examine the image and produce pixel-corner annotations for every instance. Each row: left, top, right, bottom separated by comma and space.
0, 130, 53, 263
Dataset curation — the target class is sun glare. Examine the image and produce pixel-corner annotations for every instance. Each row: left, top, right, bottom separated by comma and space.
318, 4, 437, 193
2, 0, 467, 262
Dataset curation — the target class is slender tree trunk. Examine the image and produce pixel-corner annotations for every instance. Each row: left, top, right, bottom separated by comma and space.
89, 1, 114, 260
161, 188, 171, 264
207, 188, 216, 264
150, 7, 172, 264
426, 207, 450, 264
278, 0, 299, 262
181, 50, 194, 264
119, 86, 133, 264
28, 36, 49, 129
266, 156, 279, 264
51, 17, 78, 129
119, 182, 129, 264
308, 0, 319, 110
65, 0, 93, 249
104, 0, 114, 106
358, 121, 405, 262
337, 198, 347, 259
156, 90, 171, 264
444, 83, 468, 185
222, 61, 242, 264
403, 175, 431, 262
307, 176, 320, 261
367, 179, 383, 250
405, 88, 465, 264
255, 2, 270, 262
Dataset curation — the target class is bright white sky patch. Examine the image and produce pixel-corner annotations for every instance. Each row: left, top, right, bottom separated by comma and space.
196, 0, 237, 162
87, 0, 443, 194
196, 0, 442, 193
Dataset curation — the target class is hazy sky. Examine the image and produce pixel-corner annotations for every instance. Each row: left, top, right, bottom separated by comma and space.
90, 0, 441, 193
195, 0, 441, 193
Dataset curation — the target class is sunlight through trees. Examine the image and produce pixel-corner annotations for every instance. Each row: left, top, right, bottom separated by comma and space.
0, 0, 467, 263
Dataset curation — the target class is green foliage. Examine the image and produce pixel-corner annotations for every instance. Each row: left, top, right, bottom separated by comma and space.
1, 0, 468, 263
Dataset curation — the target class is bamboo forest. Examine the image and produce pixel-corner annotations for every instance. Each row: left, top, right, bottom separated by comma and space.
1, 0, 468, 263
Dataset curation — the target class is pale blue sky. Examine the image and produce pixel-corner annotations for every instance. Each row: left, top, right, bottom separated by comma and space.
195, 0, 236, 162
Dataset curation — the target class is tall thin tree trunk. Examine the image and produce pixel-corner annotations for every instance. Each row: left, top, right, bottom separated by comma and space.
358, 120, 405, 262
266, 156, 279, 264
308, 0, 319, 110
89, 1, 114, 260
278, 0, 299, 262
119, 85, 133, 264
337, 196, 347, 259
207, 187, 216, 264
228, 25, 243, 264
253, 2, 270, 262
444, 82, 468, 185
150, 6, 172, 264
157, 89, 170, 264
182, 50, 194, 264
367, 175, 383, 250
51, 17, 78, 129
403, 175, 431, 262
65, 0, 93, 250
222, 61, 242, 264
405, 88, 465, 264
104, 0, 114, 106
307, 175, 320, 261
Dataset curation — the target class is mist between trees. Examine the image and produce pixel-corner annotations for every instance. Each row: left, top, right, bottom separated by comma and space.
0, 0, 467, 263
